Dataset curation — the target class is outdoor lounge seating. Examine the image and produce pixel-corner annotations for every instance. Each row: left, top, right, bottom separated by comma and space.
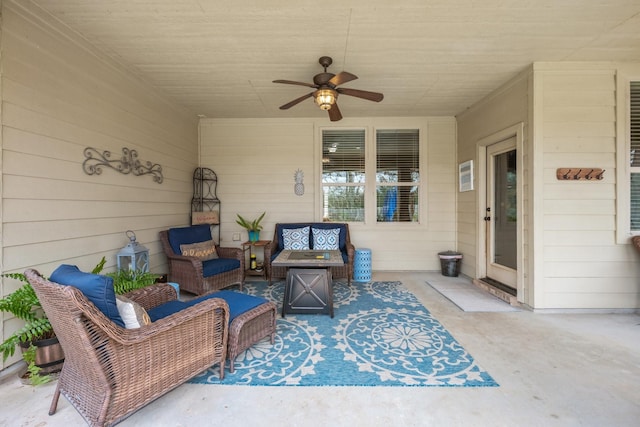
632, 236, 640, 255
160, 224, 245, 295
146, 289, 277, 374
25, 268, 229, 427
264, 222, 355, 285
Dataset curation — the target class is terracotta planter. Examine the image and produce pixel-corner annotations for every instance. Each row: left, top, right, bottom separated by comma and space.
20, 336, 65, 374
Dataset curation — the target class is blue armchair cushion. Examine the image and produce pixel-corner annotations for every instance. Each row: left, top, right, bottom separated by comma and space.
50, 264, 125, 328
202, 258, 241, 277
168, 224, 212, 255
147, 290, 268, 324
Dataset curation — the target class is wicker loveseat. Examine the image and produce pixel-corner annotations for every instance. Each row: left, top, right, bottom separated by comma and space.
160, 224, 244, 295
264, 222, 355, 285
25, 268, 229, 427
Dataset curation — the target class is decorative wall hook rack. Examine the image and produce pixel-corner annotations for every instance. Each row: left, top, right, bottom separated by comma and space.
83, 147, 163, 183
556, 168, 604, 181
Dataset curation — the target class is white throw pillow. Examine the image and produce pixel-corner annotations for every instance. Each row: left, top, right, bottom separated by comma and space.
312, 227, 340, 250
282, 226, 310, 250
115, 295, 151, 329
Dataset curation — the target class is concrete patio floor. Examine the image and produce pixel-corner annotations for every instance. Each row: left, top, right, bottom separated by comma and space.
0, 271, 638, 427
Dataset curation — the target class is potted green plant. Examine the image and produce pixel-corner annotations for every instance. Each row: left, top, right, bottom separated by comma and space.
0, 257, 159, 384
20, 344, 52, 385
236, 212, 266, 242
106, 269, 160, 294
0, 258, 109, 381
0, 272, 64, 383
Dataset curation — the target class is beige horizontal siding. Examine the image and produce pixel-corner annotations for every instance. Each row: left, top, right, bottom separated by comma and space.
200, 117, 457, 271
0, 2, 199, 369
538, 67, 636, 308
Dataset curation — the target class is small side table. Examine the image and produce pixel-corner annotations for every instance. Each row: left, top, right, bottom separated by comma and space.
241, 240, 270, 279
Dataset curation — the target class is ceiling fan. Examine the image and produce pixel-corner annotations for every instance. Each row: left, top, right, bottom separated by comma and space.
273, 56, 384, 122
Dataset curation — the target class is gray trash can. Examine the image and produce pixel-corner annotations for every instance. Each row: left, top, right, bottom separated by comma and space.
438, 251, 462, 277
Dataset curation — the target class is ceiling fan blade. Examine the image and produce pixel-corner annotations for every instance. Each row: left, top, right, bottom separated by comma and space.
329, 71, 358, 87
279, 92, 314, 109
273, 79, 317, 88
337, 87, 384, 102
328, 103, 343, 122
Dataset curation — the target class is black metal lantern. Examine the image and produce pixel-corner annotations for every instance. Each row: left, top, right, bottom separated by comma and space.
117, 230, 149, 272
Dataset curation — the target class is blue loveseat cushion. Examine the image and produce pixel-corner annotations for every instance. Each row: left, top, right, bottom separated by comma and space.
50, 264, 125, 328
168, 224, 212, 255
147, 290, 268, 324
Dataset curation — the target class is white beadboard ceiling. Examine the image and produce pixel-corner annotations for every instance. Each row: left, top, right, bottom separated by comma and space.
30, 0, 640, 120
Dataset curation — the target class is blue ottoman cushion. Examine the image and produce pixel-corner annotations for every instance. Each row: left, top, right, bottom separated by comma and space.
148, 290, 268, 324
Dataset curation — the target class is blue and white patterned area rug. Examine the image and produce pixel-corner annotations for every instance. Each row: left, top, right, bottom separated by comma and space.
189, 281, 498, 387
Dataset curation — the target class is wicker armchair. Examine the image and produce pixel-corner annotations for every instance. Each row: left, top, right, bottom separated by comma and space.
264, 222, 355, 285
160, 226, 245, 295
25, 269, 229, 427
632, 236, 640, 254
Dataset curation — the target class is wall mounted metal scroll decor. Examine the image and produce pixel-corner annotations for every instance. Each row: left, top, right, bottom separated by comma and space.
83, 147, 163, 183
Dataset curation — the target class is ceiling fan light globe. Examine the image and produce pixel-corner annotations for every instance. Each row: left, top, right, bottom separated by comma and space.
314, 89, 337, 110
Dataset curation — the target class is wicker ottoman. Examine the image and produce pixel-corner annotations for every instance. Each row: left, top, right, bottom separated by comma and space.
227, 299, 277, 373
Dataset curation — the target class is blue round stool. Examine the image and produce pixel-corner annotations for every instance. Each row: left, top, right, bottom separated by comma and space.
354, 248, 372, 282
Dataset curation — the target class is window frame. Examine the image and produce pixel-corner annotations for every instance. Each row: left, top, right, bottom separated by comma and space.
615, 69, 640, 243
317, 123, 425, 226
375, 128, 421, 223
320, 128, 367, 223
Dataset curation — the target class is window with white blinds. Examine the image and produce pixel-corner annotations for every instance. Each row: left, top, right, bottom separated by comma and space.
376, 129, 420, 222
630, 81, 640, 230
321, 128, 422, 223
321, 129, 366, 222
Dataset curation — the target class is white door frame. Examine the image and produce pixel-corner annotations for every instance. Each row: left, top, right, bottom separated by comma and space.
476, 123, 525, 303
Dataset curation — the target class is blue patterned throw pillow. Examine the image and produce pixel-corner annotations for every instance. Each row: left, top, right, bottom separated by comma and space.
282, 226, 310, 250
312, 227, 340, 250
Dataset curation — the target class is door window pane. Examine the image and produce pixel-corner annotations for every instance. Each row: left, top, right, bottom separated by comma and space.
493, 150, 517, 270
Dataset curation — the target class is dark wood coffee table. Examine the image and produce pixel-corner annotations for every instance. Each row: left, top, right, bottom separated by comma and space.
271, 250, 344, 318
